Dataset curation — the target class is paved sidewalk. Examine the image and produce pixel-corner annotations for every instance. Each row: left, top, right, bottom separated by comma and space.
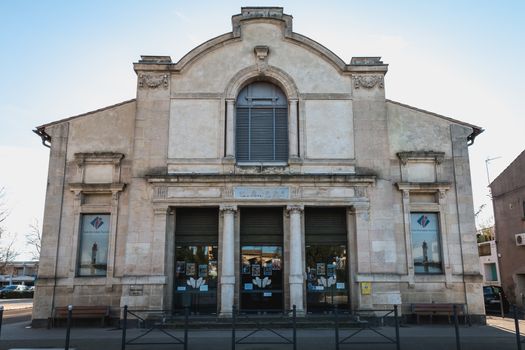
1, 317, 525, 350
0, 299, 33, 311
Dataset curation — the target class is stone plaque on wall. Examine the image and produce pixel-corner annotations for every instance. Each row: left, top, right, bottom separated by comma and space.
234, 187, 289, 200
129, 285, 143, 296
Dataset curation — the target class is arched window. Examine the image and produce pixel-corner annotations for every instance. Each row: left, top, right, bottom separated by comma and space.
236, 82, 288, 163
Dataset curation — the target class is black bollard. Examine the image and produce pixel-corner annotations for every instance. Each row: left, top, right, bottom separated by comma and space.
121, 305, 128, 350
231, 305, 236, 350
65, 304, 73, 350
453, 304, 461, 350
184, 307, 189, 350
334, 304, 339, 350
499, 292, 505, 318
0, 305, 4, 339
292, 305, 297, 350
394, 305, 401, 350
514, 305, 522, 350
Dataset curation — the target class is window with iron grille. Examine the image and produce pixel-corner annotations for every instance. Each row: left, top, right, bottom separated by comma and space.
236, 82, 288, 163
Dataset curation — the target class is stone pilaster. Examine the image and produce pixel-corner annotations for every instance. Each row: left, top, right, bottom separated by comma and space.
225, 99, 236, 159
220, 205, 237, 316
288, 99, 299, 160
287, 205, 304, 313
354, 203, 371, 274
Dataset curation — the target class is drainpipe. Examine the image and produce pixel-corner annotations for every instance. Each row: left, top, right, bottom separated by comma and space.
451, 127, 471, 325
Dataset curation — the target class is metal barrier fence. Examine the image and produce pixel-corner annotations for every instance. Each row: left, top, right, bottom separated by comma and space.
333, 305, 400, 350
121, 305, 189, 350
231, 305, 297, 350
7, 302, 525, 349
513, 305, 525, 350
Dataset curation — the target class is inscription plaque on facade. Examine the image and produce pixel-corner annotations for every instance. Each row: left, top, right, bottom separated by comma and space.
234, 187, 290, 200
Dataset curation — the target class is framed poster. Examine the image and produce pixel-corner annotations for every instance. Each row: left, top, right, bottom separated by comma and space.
263, 265, 273, 276
327, 264, 335, 277
242, 264, 251, 274
199, 264, 208, 278
176, 261, 186, 274
316, 263, 326, 276
272, 258, 281, 270
251, 264, 261, 277
186, 263, 196, 276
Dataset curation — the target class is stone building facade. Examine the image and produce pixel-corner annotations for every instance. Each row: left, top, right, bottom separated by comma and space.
490, 150, 525, 306
32, 7, 485, 325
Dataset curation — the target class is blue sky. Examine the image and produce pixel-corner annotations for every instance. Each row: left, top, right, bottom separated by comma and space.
0, 1, 524, 258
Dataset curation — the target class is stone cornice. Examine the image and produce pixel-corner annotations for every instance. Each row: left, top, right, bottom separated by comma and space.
69, 183, 126, 193
146, 174, 376, 185
396, 182, 451, 192
396, 151, 445, 165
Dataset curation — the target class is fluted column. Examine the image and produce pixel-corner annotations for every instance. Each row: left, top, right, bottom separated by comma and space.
220, 205, 237, 316
287, 205, 304, 313
225, 99, 236, 158
288, 99, 299, 159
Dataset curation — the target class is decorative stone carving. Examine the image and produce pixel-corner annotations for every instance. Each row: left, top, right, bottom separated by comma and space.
352, 74, 384, 89
254, 46, 270, 74
220, 205, 238, 214
286, 205, 304, 215
397, 151, 445, 165
138, 74, 169, 89
154, 186, 168, 199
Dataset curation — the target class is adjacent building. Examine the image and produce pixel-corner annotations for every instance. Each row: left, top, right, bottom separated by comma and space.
32, 7, 485, 325
490, 150, 525, 306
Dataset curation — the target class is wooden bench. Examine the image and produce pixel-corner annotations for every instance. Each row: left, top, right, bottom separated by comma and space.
411, 303, 465, 324
52, 306, 110, 327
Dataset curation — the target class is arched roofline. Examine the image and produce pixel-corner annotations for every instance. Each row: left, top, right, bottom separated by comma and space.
133, 9, 388, 75
224, 65, 299, 101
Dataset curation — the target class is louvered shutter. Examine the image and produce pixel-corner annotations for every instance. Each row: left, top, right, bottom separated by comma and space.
175, 208, 219, 244
305, 208, 347, 244
240, 207, 284, 245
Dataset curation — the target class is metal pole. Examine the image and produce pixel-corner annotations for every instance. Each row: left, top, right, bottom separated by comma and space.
232, 305, 236, 350
514, 305, 522, 350
121, 305, 128, 350
335, 304, 339, 350
293, 305, 297, 350
65, 304, 73, 350
500, 292, 505, 318
394, 305, 401, 350
0, 305, 4, 339
453, 304, 461, 350
184, 307, 189, 350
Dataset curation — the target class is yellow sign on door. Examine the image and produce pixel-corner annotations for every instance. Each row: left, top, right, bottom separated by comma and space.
360, 282, 372, 295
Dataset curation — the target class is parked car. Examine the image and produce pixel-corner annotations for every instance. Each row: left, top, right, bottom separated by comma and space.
0, 284, 33, 299
484, 285, 510, 314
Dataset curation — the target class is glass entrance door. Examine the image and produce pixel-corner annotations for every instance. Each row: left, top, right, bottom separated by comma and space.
306, 244, 349, 312
174, 245, 218, 314
240, 245, 283, 312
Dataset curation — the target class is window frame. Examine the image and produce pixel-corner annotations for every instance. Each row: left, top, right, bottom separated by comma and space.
410, 212, 444, 275
235, 82, 289, 164
76, 213, 111, 277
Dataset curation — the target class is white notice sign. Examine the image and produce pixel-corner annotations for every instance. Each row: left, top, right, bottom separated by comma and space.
234, 187, 289, 200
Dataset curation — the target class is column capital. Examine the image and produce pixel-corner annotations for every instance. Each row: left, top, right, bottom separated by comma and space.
220, 204, 238, 214
286, 205, 304, 215
352, 202, 370, 212
225, 98, 235, 104
153, 206, 169, 216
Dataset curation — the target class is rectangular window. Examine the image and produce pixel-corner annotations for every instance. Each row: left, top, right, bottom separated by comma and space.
411, 213, 443, 274
478, 243, 491, 256
78, 214, 110, 276
484, 263, 498, 281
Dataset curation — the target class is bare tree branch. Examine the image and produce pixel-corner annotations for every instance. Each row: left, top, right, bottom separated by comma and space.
0, 234, 20, 274
0, 187, 9, 239
26, 219, 42, 260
